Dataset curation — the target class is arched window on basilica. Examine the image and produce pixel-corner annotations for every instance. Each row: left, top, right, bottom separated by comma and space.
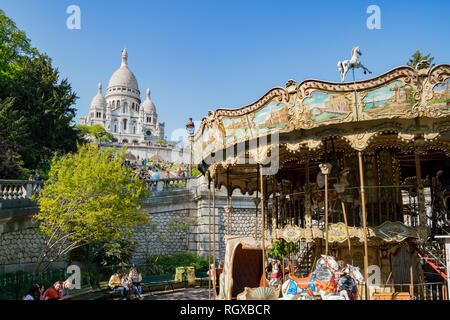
114, 120, 118, 133
123, 119, 128, 132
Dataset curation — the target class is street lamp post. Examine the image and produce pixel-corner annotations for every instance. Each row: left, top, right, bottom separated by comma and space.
185, 118, 195, 176
97, 130, 104, 148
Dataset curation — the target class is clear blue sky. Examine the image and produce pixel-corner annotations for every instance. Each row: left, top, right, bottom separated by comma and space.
2, 0, 449, 142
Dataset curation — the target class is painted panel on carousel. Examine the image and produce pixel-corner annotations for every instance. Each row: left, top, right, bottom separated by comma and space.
222, 116, 249, 146
251, 100, 289, 135
327, 223, 350, 243
200, 127, 218, 159
362, 80, 414, 118
374, 221, 418, 242
303, 91, 353, 124
429, 78, 450, 111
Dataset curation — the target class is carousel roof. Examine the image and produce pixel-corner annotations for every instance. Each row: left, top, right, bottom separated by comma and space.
194, 64, 450, 173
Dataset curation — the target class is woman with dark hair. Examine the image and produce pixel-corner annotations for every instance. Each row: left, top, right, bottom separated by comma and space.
23, 284, 41, 300
36, 284, 45, 300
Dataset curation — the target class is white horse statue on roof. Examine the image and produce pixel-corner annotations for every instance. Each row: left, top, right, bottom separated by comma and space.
337, 46, 372, 82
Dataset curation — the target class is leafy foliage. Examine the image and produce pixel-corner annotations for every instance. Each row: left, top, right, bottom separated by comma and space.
91, 238, 139, 266
0, 135, 28, 179
267, 239, 299, 261
75, 124, 116, 143
31, 143, 150, 272
0, 10, 79, 170
145, 253, 210, 274
407, 50, 435, 68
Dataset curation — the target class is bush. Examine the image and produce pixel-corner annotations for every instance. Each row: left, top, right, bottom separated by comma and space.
91, 238, 138, 266
146, 253, 210, 274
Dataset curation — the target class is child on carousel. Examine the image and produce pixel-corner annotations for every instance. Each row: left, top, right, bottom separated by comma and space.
334, 260, 357, 300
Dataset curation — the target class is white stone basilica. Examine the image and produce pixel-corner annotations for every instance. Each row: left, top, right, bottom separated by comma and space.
80, 49, 164, 145
80, 49, 189, 163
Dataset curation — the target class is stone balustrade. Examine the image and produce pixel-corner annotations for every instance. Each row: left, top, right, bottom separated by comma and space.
0, 177, 195, 203
0, 180, 44, 201
144, 176, 194, 193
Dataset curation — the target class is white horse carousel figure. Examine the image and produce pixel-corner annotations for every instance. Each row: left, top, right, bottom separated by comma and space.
280, 255, 364, 300
280, 255, 341, 300
337, 46, 372, 82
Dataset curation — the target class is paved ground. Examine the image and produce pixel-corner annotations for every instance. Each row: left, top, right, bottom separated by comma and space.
144, 287, 211, 300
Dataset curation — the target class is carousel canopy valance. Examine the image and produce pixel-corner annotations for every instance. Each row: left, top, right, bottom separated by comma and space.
272, 221, 419, 244
194, 65, 450, 166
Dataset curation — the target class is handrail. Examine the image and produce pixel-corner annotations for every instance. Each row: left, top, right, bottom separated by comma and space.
0, 180, 44, 200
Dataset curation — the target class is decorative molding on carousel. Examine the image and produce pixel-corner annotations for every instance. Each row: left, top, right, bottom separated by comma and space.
271, 221, 420, 244
194, 64, 450, 165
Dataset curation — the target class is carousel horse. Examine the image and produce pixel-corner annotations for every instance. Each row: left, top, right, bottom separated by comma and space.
281, 255, 345, 300
268, 260, 282, 289
337, 46, 372, 82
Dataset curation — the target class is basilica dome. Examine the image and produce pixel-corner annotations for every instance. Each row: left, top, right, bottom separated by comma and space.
90, 83, 106, 109
141, 88, 156, 114
107, 49, 139, 91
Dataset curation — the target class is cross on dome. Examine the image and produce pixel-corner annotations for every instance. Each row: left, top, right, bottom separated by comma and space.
121, 48, 128, 67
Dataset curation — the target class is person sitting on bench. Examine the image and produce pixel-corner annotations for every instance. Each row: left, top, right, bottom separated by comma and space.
108, 272, 126, 300
129, 268, 144, 300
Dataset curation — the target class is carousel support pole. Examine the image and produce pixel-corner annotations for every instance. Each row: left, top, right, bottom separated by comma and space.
271, 178, 277, 237
325, 173, 329, 255
260, 167, 266, 299
212, 173, 217, 299
414, 149, 426, 227
255, 164, 260, 239
305, 153, 311, 228
208, 179, 212, 300
409, 246, 415, 299
319, 163, 332, 255
358, 151, 370, 300
227, 167, 232, 235
341, 201, 353, 263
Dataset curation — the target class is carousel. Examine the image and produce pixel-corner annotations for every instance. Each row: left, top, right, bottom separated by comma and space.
194, 49, 450, 300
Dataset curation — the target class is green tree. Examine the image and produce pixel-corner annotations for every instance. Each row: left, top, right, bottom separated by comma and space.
91, 238, 139, 266
0, 135, 28, 179
407, 50, 435, 68
31, 144, 150, 273
75, 124, 116, 143
0, 10, 79, 169
267, 239, 298, 261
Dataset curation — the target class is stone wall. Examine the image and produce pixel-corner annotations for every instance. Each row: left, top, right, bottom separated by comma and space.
132, 209, 191, 264
0, 226, 66, 274
217, 207, 262, 259
0, 176, 261, 272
